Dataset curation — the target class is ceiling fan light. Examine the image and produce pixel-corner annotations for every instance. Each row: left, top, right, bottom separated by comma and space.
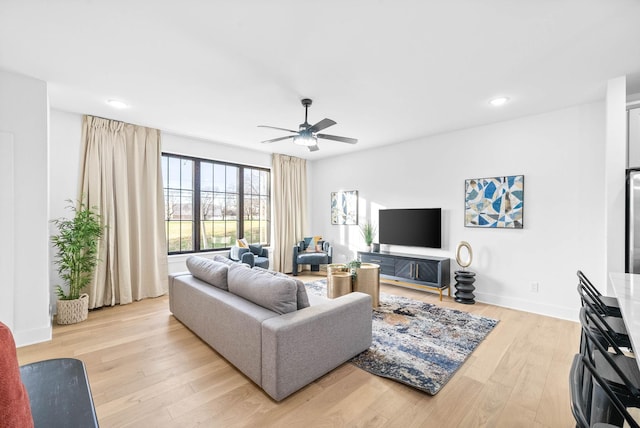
293, 134, 317, 147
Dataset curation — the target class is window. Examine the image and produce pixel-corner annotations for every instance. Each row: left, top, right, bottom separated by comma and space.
161, 153, 270, 254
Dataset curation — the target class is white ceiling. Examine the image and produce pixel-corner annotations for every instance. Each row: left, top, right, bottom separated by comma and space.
1, 0, 640, 159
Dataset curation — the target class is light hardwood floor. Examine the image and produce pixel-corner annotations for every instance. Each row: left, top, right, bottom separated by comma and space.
17, 273, 580, 427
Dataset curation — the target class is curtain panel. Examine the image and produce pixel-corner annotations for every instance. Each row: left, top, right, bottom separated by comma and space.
79, 115, 168, 309
272, 154, 307, 273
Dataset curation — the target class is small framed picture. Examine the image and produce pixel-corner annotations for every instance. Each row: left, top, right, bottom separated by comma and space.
331, 190, 358, 225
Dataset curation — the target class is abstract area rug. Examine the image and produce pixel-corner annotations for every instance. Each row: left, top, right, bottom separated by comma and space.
305, 279, 499, 395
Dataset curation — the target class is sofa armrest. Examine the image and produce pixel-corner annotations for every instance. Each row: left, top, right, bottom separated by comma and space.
261, 292, 372, 401
230, 246, 250, 261
325, 242, 333, 263
240, 251, 255, 267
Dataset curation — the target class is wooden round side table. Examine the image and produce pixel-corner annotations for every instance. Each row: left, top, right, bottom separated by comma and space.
353, 263, 380, 307
327, 272, 352, 299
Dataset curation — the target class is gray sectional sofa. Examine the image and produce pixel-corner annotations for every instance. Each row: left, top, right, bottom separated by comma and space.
168, 256, 372, 401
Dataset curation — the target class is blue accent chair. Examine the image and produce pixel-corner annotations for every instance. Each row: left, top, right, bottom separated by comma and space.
229, 244, 270, 269
292, 240, 332, 275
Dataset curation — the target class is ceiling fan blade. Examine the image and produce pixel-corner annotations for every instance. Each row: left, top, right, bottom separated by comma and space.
261, 135, 295, 144
316, 134, 358, 144
258, 125, 298, 133
308, 145, 320, 152
308, 118, 336, 133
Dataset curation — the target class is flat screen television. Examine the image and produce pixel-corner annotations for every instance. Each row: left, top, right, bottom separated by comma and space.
378, 208, 441, 248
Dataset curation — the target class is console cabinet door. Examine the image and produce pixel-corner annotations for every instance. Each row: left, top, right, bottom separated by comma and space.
394, 259, 414, 280
414, 260, 439, 284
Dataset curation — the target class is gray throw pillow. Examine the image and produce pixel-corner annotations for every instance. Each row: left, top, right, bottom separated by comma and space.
213, 255, 235, 266
249, 244, 262, 256
186, 256, 229, 290
253, 267, 310, 310
228, 266, 297, 315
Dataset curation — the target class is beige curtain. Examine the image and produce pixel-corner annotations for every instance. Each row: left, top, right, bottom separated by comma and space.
272, 154, 307, 273
79, 115, 168, 309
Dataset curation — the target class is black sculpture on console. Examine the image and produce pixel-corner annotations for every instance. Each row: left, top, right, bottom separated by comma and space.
454, 241, 476, 304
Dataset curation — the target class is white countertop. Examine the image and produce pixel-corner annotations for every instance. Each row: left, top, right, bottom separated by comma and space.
608, 272, 640, 357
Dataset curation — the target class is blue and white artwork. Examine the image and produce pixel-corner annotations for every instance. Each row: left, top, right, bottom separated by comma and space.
331, 190, 358, 225
465, 175, 524, 228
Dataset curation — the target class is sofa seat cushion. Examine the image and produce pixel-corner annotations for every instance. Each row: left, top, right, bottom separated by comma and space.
297, 253, 329, 265
253, 256, 270, 269
228, 266, 298, 314
186, 256, 229, 290
252, 267, 310, 309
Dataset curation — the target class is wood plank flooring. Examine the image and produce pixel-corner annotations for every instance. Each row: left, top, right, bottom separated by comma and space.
17, 272, 580, 427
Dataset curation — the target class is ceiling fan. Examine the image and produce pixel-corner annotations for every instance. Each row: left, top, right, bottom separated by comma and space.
259, 98, 358, 152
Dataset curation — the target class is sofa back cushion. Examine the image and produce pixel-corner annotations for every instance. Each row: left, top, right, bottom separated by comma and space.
213, 255, 235, 266
0, 322, 34, 428
252, 267, 310, 310
186, 256, 229, 290
228, 266, 298, 315
248, 244, 262, 256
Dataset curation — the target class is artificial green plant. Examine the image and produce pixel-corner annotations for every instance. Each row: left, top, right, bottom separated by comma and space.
360, 222, 376, 246
51, 201, 104, 300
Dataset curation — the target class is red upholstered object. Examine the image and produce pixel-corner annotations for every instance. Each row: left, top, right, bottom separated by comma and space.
0, 322, 34, 428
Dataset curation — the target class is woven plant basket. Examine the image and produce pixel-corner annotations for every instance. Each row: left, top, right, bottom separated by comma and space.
56, 293, 89, 325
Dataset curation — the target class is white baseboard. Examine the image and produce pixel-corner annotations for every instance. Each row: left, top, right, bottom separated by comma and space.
14, 324, 52, 348
474, 290, 579, 322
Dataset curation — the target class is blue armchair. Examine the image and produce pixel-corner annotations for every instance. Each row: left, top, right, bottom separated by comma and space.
229, 244, 270, 269
292, 240, 332, 276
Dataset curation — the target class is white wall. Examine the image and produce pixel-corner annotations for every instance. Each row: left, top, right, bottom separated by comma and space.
0, 70, 51, 345
310, 102, 606, 320
49, 110, 83, 310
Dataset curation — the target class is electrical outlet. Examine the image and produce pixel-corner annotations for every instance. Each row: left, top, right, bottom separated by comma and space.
530, 282, 539, 293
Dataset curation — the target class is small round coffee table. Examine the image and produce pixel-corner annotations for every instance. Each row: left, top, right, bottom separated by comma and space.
327, 272, 352, 299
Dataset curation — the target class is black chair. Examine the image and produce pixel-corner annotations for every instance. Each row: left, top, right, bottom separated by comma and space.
570, 353, 593, 428
578, 284, 631, 350
578, 270, 622, 318
580, 308, 640, 425
570, 353, 640, 428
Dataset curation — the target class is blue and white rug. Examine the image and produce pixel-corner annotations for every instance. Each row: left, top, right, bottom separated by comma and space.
305, 279, 499, 395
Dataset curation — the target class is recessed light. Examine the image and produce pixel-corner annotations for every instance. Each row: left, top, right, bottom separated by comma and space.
489, 97, 510, 107
106, 99, 129, 109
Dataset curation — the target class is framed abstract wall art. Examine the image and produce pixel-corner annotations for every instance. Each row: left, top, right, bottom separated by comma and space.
331, 190, 358, 225
465, 175, 524, 228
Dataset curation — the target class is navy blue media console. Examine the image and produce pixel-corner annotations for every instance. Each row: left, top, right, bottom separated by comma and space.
358, 251, 450, 301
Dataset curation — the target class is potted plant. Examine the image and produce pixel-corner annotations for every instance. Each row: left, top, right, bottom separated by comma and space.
360, 222, 376, 251
51, 201, 104, 325
346, 260, 362, 280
